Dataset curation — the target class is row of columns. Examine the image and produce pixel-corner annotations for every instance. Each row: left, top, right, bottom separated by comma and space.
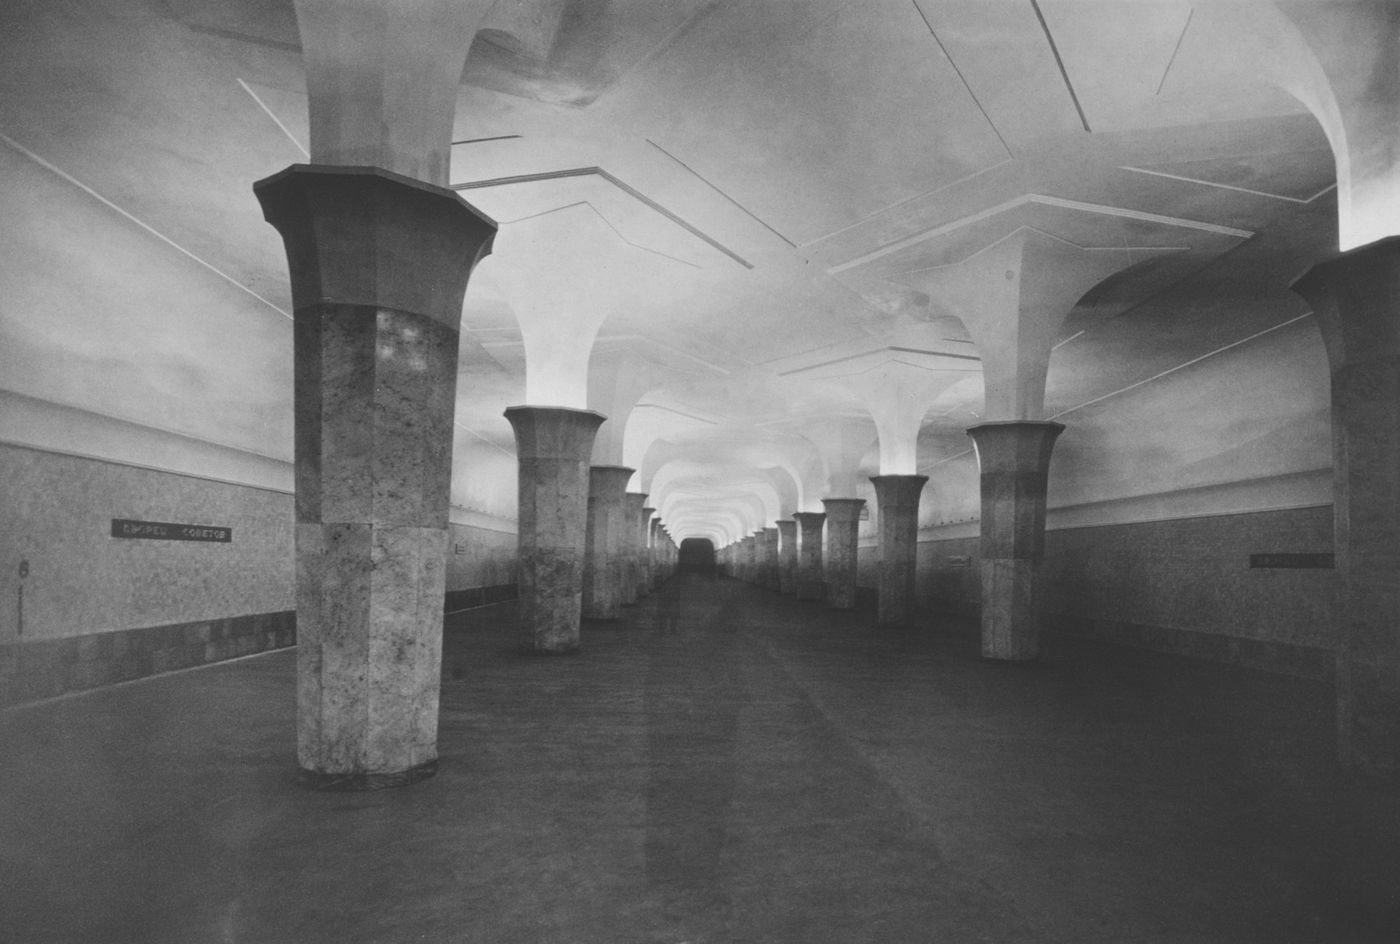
581, 465, 678, 622
719, 429, 1063, 660
509, 406, 680, 654
254, 4, 1400, 785
716, 494, 871, 614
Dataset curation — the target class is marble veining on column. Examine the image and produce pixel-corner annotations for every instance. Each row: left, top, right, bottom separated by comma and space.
622, 493, 648, 605
794, 512, 827, 601
1293, 238, 1400, 777
777, 520, 798, 595
507, 407, 606, 654
871, 476, 927, 628
966, 421, 1064, 661
583, 466, 634, 621
822, 499, 865, 610
640, 506, 656, 596
256, 164, 495, 789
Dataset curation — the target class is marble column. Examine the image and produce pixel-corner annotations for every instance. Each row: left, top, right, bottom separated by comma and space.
255, 165, 494, 789
777, 520, 798, 595
966, 421, 1064, 661
582, 465, 633, 621
506, 406, 606, 654
1294, 239, 1400, 777
649, 518, 664, 590
822, 498, 864, 610
743, 535, 757, 583
761, 527, 781, 591
639, 505, 656, 597
871, 476, 927, 627
794, 511, 826, 601
622, 492, 648, 604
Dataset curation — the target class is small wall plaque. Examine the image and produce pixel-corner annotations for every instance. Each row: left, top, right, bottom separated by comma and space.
1249, 553, 1334, 569
946, 555, 972, 568
111, 519, 232, 543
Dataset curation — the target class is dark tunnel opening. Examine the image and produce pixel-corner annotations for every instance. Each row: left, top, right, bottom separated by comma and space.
678, 538, 716, 575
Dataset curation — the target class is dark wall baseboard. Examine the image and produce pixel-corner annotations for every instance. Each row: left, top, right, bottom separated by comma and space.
0, 610, 297, 708
1042, 613, 1334, 681
444, 583, 518, 612
2, 582, 523, 708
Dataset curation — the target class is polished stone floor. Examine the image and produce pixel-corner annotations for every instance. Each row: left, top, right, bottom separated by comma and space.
3, 572, 1399, 943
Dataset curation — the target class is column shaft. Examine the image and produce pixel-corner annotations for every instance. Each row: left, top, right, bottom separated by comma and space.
777, 520, 798, 594
822, 499, 865, 610
622, 493, 648, 604
506, 407, 605, 653
1294, 239, 1400, 776
760, 527, 780, 591
966, 421, 1064, 661
793, 512, 826, 601
255, 165, 494, 788
871, 476, 928, 627
582, 466, 633, 620
649, 519, 663, 590
640, 506, 656, 596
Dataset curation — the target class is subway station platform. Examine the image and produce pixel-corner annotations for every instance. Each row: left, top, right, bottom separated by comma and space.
2, 573, 1398, 943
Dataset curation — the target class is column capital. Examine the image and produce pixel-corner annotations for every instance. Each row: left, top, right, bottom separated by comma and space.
505, 406, 607, 459
870, 474, 929, 507
966, 422, 1065, 472
588, 465, 635, 497
254, 164, 496, 327
1292, 236, 1400, 369
821, 497, 866, 520
793, 511, 827, 527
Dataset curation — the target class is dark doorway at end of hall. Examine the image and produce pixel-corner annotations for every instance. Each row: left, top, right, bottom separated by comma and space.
678, 537, 716, 575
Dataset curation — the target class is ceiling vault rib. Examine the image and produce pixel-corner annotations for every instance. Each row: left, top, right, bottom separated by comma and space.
915, 313, 1313, 473
592, 335, 733, 374
451, 134, 523, 146
1120, 165, 1336, 205
645, 139, 795, 248
236, 79, 309, 158
777, 346, 980, 378
184, 22, 301, 52
632, 403, 723, 425
453, 165, 754, 269
1047, 312, 1314, 421
1028, 0, 1091, 133
1156, 6, 1195, 96
499, 201, 701, 269
799, 158, 1014, 250
0, 130, 292, 321
830, 194, 1253, 275
911, 0, 1015, 160
887, 346, 981, 362
453, 420, 516, 457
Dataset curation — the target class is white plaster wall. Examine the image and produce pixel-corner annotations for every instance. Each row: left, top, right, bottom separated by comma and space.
918, 316, 1332, 535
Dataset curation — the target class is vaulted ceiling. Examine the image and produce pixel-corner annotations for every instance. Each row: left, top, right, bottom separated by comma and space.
0, 0, 1361, 544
